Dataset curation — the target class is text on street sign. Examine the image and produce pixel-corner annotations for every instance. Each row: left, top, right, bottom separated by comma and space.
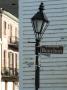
38, 45, 63, 54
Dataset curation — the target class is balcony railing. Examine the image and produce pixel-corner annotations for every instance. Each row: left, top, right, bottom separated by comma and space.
1, 67, 19, 81
8, 36, 19, 51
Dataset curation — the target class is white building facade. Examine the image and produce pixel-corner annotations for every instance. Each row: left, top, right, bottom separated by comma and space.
0, 39, 2, 90
19, 0, 67, 90
0, 9, 19, 90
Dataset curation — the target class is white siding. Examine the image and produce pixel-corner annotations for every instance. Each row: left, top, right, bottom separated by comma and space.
7, 82, 13, 90
19, 0, 67, 90
1, 82, 5, 90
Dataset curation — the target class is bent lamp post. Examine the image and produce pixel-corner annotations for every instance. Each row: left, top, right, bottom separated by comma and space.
31, 2, 49, 90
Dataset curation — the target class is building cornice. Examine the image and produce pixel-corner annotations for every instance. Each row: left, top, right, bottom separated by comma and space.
0, 8, 18, 22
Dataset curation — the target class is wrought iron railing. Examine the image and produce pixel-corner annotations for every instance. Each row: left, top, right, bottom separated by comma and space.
8, 36, 18, 45
1, 67, 19, 81
8, 36, 19, 50
1, 67, 18, 76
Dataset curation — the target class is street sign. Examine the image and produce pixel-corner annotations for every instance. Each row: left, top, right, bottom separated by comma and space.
38, 45, 63, 54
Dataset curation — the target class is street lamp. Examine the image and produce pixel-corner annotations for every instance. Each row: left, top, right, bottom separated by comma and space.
31, 2, 49, 90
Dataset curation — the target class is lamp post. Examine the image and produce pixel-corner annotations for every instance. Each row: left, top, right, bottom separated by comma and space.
31, 2, 49, 90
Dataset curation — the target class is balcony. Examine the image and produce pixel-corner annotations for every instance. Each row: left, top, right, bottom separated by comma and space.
1, 67, 19, 81
8, 36, 19, 51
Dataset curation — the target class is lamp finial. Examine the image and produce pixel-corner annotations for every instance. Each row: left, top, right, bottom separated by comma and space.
39, 2, 44, 12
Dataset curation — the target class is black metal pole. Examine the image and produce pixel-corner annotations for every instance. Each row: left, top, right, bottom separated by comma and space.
35, 39, 40, 90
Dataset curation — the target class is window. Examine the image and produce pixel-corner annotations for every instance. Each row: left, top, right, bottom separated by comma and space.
8, 52, 14, 75
1, 50, 6, 74
15, 53, 17, 69
8, 52, 13, 68
15, 27, 17, 41
4, 21, 6, 35
4, 50, 6, 69
10, 24, 12, 36
10, 24, 12, 42
8, 24, 9, 29
15, 53, 18, 75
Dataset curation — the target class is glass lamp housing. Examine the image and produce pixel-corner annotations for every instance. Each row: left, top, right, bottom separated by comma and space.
31, 3, 49, 40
